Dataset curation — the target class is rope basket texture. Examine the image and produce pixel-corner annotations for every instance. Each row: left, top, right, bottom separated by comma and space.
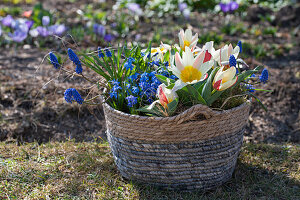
103, 102, 250, 190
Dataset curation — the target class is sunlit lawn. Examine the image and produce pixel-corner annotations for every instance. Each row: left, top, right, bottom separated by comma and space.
0, 141, 299, 199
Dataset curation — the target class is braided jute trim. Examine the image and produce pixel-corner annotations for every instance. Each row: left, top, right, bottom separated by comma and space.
103, 101, 250, 143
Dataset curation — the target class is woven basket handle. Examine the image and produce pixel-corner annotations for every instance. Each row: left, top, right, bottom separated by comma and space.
175, 104, 218, 124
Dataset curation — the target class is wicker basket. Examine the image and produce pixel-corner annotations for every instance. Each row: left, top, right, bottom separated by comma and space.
103, 102, 250, 190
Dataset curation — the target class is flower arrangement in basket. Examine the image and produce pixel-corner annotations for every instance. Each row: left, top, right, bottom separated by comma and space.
48, 29, 269, 190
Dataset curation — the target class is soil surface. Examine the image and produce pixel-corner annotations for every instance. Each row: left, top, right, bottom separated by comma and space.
0, 1, 299, 144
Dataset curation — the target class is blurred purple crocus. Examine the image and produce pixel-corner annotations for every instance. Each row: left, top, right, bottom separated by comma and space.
220, 1, 239, 13
42, 16, 50, 26
178, 2, 188, 12
8, 30, 27, 42
104, 34, 114, 42
36, 26, 49, 37
48, 24, 66, 36
93, 23, 106, 37
127, 3, 143, 16
183, 9, 191, 19
25, 20, 34, 29
2, 15, 14, 27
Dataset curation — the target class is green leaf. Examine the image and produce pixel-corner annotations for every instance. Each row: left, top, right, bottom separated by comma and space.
137, 102, 166, 117
155, 75, 175, 86
193, 80, 205, 92
201, 67, 219, 101
167, 98, 178, 116
186, 85, 207, 105
252, 89, 273, 92
248, 93, 268, 112
166, 83, 175, 89
206, 90, 224, 106
163, 50, 170, 63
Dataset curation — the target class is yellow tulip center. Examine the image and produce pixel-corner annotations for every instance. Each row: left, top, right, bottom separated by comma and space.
151, 49, 158, 54
180, 66, 202, 83
181, 40, 191, 50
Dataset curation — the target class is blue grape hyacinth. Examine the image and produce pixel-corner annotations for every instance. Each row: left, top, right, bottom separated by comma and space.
105, 49, 112, 57
245, 84, 255, 93
98, 47, 104, 58
68, 48, 83, 74
49, 52, 60, 69
237, 41, 242, 53
64, 88, 84, 104
229, 55, 236, 67
259, 68, 269, 84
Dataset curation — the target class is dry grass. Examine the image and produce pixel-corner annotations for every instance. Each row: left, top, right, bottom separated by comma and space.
0, 140, 299, 199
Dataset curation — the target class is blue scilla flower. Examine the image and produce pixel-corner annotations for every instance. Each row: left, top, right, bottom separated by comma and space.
139, 81, 151, 92
229, 55, 236, 67
128, 57, 135, 63
129, 72, 140, 82
126, 95, 138, 107
164, 61, 169, 67
125, 83, 132, 94
132, 86, 140, 95
152, 79, 161, 87
140, 72, 149, 82
124, 61, 134, 70
112, 85, 122, 92
110, 79, 120, 86
237, 41, 242, 53
152, 60, 160, 66
105, 49, 112, 57
126, 83, 131, 89
64, 88, 83, 104
170, 75, 177, 80
49, 52, 60, 69
141, 52, 145, 57
109, 85, 121, 99
147, 62, 154, 67
109, 91, 118, 99
160, 70, 169, 77
245, 84, 255, 93
259, 68, 268, 84
149, 71, 156, 78
98, 47, 104, 58
251, 74, 256, 78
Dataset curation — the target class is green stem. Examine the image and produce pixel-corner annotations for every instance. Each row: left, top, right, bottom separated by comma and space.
211, 89, 217, 95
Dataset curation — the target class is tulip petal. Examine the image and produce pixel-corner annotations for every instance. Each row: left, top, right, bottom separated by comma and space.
200, 60, 214, 77
219, 76, 238, 91
179, 29, 184, 47
170, 66, 181, 78
173, 79, 187, 92
233, 45, 240, 58
203, 50, 212, 63
205, 41, 214, 52
221, 48, 228, 63
184, 46, 194, 66
193, 50, 205, 69
225, 66, 237, 80
228, 44, 233, 57
175, 52, 184, 71
185, 29, 192, 41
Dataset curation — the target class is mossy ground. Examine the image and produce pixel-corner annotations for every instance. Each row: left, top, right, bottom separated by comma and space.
0, 141, 299, 199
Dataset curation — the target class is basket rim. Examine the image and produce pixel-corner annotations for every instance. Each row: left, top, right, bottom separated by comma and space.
102, 99, 251, 121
